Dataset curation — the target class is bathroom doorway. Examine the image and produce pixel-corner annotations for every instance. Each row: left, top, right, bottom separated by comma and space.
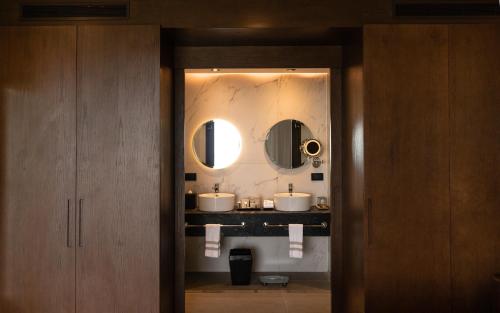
172, 45, 343, 313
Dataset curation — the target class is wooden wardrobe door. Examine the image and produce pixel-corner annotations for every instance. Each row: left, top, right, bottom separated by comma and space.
76, 25, 160, 313
364, 25, 451, 313
0, 27, 77, 313
449, 24, 500, 313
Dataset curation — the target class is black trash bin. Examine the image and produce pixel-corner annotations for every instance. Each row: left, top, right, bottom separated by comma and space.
229, 249, 252, 285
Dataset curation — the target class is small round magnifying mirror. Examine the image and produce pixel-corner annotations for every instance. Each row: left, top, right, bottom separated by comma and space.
301, 139, 322, 157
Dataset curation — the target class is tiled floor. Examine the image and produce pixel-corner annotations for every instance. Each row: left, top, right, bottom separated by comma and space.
185, 272, 331, 313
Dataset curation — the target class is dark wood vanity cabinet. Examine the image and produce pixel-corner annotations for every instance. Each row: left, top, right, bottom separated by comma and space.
0, 25, 162, 313
364, 24, 500, 313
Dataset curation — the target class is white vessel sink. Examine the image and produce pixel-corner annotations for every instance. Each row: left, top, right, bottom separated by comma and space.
274, 193, 312, 212
198, 193, 235, 212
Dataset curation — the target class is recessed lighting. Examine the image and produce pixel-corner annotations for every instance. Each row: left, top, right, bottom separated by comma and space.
211, 68, 220, 72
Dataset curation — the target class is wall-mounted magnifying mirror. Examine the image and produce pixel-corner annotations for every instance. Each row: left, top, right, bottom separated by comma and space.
301, 139, 322, 157
192, 119, 242, 169
265, 119, 314, 169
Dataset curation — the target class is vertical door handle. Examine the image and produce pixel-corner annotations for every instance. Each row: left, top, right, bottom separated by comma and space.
67, 199, 72, 248
367, 198, 373, 246
78, 199, 84, 247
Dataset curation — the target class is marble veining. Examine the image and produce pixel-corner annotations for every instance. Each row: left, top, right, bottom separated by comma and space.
184, 71, 331, 272
185, 72, 331, 201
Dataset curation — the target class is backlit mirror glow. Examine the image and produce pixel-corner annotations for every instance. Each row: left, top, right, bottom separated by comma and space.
192, 119, 242, 169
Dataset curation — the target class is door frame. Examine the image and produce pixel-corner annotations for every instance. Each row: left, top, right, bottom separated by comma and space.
172, 45, 343, 313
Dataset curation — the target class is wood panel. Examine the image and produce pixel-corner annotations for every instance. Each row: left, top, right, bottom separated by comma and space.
174, 46, 342, 69
2, 0, 500, 27
76, 25, 160, 313
173, 68, 185, 313
330, 68, 344, 313
171, 28, 357, 47
341, 34, 365, 313
0, 0, 378, 27
160, 31, 175, 313
0, 26, 76, 313
364, 25, 451, 313
449, 24, 500, 313
162, 0, 368, 27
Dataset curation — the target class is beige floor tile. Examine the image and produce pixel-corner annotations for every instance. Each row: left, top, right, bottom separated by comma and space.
186, 272, 330, 294
282, 293, 331, 313
186, 293, 288, 313
185, 273, 331, 312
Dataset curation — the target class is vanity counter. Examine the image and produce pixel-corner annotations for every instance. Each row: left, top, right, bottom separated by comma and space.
185, 208, 331, 237
186, 207, 330, 214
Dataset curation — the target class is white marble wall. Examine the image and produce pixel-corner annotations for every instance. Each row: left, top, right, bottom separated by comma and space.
185, 71, 331, 272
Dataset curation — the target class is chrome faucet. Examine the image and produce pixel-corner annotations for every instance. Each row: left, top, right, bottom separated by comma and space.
213, 183, 220, 193
288, 183, 293, 194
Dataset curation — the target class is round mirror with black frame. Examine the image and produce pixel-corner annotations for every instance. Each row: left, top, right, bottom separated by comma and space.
265, 119, 316, 169
192, 119, 242, 170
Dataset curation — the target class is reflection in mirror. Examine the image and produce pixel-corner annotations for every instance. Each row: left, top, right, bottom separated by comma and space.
192, 119, 242, 169
265, 119, 313, 169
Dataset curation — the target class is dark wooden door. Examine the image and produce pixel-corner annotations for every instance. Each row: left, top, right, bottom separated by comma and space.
449, 24, 500, 313
364, 25, 451, 313
76, 25, 160, 313
0, 26, 77, 313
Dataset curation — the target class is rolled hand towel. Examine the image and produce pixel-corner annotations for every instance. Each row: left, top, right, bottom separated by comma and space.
289, 224, 303, 259
205, 224, 221, 258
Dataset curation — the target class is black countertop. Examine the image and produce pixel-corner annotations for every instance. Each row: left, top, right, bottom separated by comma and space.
185, 207, 331, 237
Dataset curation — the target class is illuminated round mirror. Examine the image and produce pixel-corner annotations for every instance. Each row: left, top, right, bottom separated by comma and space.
192, 119, 242, 169
265, 119, 313, 169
